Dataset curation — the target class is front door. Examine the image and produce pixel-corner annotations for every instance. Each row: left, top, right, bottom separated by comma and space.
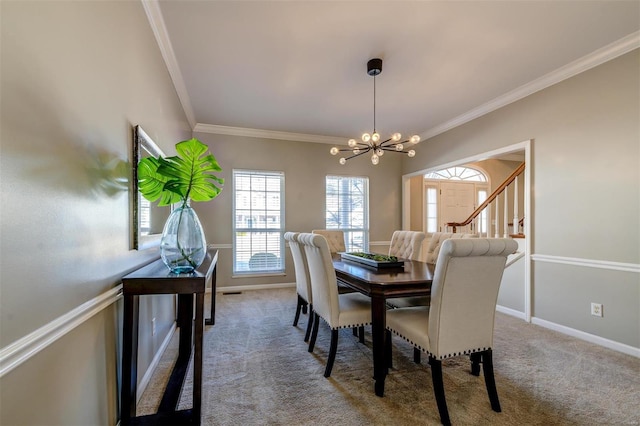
439, 181, 476, 230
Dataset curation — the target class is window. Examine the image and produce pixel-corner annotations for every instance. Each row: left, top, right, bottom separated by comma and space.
425, 166, 487, 182
233, 170, 284, 274
425, 185, 438, 233
325, 176, 369, 252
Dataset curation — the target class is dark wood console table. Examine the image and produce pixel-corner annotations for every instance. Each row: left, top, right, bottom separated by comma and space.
121, 249, 218, 425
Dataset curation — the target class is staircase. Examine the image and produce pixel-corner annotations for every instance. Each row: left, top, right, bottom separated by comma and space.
446, 162, 525, 238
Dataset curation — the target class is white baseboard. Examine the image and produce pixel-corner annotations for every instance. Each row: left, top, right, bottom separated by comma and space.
496, 304, 527, 320
531, 317, 640, 358
137, 323, 176, 403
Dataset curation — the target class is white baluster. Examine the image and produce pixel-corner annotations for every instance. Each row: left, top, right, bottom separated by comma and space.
513, 175, 519, 234
494, 196, 500, 238
503, 188, 508, 238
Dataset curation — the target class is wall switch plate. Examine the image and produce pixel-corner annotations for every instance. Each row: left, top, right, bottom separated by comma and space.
591, 303, 603, 317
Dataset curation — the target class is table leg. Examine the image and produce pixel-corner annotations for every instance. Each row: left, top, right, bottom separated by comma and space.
206, 265, 217, 326
194, 293, 204, 421
177, 294, 193, 361
370, 294, 387, 397
121, 294, 139, 424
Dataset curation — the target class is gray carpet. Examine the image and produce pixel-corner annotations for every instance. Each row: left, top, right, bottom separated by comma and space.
138, 288, 640, 425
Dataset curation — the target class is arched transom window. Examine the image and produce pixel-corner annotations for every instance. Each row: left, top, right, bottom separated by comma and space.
424, 166, 486, 182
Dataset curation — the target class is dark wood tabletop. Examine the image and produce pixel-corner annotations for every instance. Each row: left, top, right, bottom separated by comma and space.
332, 254, 434, 397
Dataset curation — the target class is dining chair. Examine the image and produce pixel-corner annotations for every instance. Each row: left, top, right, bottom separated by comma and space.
297, 232, 372, 378
386, 230, 429, 316
387, 231, 477, 311
311, 229, 346, 254
385, 238, 517, 426
284, 232, 314, 342
388, 230, 426, 260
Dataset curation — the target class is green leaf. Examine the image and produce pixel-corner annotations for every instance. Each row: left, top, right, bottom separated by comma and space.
138, 138, 224, 207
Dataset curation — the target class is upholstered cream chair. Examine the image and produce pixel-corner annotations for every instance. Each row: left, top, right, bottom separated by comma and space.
311, 229, 346, 253
387, 232, 478, 313
425, 232, 479, 264
386, 231, 427, 313
298, 233, 372, 378
284, 232, 314, 342
385, 238, 518, 425
388, 230, 426, 260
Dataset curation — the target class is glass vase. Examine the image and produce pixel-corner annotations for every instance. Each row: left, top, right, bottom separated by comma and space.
160, 203, 206, 273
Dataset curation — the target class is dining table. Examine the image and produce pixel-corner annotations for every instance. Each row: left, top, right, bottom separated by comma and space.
332, 254, 434, 397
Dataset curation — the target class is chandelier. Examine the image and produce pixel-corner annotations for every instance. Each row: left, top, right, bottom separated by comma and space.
330, 58, 420, 165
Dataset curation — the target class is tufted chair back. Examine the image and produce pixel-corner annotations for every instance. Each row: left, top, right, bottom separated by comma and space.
297, 233, 341, 327
284, 232, 311, 304
428, 238, 517, 359
311, 229, 346, 254
425, 232, 479, 264
388, 230, 426, 260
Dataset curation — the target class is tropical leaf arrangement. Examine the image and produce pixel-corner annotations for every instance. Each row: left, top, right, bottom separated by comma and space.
138, 138, 224, 208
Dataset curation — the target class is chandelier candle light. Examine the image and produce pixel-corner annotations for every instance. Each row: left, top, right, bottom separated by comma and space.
330, 58, 420, 165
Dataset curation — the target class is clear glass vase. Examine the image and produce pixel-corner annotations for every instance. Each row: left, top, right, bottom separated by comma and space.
160, 203, 206, 273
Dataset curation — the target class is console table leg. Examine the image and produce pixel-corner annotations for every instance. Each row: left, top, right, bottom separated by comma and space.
121, 294, 139, 423
194, 292, 204, 422
177, 294, 193, 360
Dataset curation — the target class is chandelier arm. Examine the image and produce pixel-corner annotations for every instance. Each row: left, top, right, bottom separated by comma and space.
380, 147, 412, 153
344, 147, 372, 161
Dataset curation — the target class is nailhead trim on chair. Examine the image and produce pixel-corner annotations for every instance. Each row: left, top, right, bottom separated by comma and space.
387, 328, 490, 360
315, 315, 371, 330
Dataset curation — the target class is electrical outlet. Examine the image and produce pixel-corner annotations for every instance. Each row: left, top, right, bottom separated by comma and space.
590, 303, 603, 317
152, 317, 156, 336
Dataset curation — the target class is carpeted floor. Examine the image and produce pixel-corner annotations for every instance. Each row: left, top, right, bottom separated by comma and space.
137, 288, 640, 425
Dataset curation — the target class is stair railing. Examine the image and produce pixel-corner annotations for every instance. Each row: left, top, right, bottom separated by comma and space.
446, 162, 525, 237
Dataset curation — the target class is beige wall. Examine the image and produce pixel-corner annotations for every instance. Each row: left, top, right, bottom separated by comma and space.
1, 1, 189, 424
403, 50, 640, 348
192, 132, 403, 289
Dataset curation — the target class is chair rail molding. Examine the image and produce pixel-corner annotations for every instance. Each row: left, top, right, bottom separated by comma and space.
531, 254, 640, 273
0, 285, 123, 378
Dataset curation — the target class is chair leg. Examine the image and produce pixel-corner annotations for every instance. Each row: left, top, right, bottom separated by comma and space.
482, 349, 501, 412
324, 329, 339, 378
358, 326, 365, 343
470, 352, 481, 376
414, 347, 421, 364
429, 356, 451, 426
304, 305, 314, 342
308, 313, 320, 352
353, 327, 358, 336
293, 294, 304, 326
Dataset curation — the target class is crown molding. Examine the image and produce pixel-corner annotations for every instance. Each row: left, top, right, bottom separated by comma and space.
141, 0, 196, 128
193, 123, 346, 144
420, 31, 640, 141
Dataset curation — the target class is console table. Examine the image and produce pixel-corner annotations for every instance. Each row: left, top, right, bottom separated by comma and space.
121, 249, 218, 425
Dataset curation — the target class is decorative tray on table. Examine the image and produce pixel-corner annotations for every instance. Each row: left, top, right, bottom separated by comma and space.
340, 252, 405, 269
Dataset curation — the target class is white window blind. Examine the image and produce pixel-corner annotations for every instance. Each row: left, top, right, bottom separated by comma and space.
325, 175, 369, 252
233, 170, 285, 274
